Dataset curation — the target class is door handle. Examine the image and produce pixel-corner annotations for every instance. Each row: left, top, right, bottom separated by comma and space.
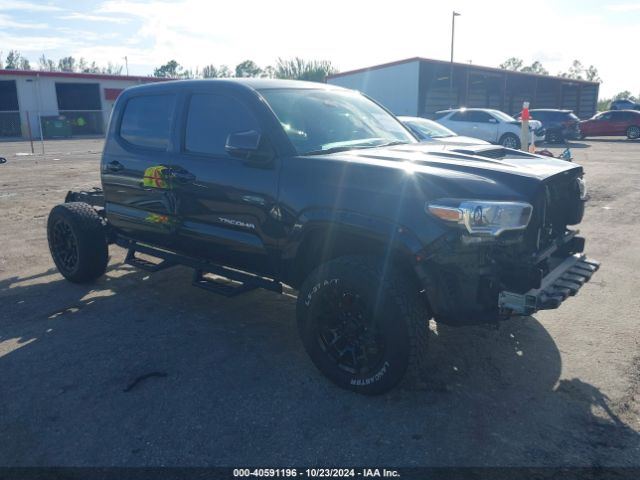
168, 169, 196, 183
106, 160, 124, 172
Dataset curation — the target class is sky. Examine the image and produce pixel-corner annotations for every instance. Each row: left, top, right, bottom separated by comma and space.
0, 0, 638, 98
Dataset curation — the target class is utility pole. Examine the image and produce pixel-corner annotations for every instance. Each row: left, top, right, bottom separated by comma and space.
449, 11, 461, 109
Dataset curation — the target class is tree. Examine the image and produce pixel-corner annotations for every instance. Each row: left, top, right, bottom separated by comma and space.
499, 57, 524, 71
0, 51, 31, 70
5, 50, 22, 69
154, 59, 183, 78
39, 54, 57, 71
260, 65, 276, 78
58, 56, 77, 72
217, 65, 232, 78
202, 64, 218, 78
275, 57, 336, 82
235, 59, 262, 78
521, 61, 548, 75
613, 91, 636, 101
102, 62, 123, 75
585, 65, 601, 82
559, 60, 585, 80
84, 61, 101, 74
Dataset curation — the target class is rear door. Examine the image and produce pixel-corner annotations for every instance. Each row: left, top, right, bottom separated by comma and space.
173, 86, 281, 276
101, 91, 180, 247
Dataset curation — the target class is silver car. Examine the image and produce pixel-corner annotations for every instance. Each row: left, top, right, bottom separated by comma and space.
435, 108, 545, 149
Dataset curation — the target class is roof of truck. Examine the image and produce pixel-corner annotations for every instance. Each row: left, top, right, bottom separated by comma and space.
124, 78, 342, 94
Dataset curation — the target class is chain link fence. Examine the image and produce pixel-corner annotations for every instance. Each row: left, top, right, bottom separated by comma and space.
0, 111, 22, 138
57, 110, 105, 136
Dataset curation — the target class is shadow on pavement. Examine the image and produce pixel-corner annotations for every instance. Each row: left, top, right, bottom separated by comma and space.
0, 264, 637, 466
541, 141, 591, 149
581, 138, 638, 144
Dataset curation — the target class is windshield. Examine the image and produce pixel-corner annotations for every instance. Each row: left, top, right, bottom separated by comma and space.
490, 110, 516, 122
259, 88, 416, 155
401, 117, 456, 139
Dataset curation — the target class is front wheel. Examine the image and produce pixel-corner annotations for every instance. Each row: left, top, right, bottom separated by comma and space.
500, 133, 521, 149
296, 255, 429, 395
627, 125, 640, 139
47, 202, 109, 283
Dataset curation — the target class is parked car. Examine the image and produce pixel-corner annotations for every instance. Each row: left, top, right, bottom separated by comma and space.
47, 79, 598, 394
434, 108, 545, 149
579, 110, 640, 139
609, 99, 640, 111
514, 109, 581, 143
398, 116, 489, 145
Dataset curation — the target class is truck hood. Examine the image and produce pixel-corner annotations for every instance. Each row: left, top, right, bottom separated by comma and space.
424, 135, 490, 146
298, 143, 583, 203
306, 143, 580, 182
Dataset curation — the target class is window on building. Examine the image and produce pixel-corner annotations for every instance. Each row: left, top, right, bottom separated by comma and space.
184, 93, 259, 156
0, 81, 19, 111
55, 83, 101, 110
0, 80, 21, 137
120, 94, 176, 149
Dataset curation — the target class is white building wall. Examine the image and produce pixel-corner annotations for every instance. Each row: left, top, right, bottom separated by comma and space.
327, 60, 420, 116
3, 74, 151, 138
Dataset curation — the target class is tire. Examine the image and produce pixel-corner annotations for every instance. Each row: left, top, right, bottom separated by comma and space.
545, 130, 562, 144
47, 202, 108, 283
626, 125, 640, 140
296, 255, 429, 395
500, 133, 521, 149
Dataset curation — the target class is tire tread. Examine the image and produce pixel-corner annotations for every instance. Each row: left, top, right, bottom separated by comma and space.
47, 202, 108, 283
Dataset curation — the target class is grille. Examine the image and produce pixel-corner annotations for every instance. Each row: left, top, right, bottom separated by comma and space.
526, 172, 584, 252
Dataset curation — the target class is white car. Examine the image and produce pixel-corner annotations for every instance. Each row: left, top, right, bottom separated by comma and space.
398, 116, 490, 145
434, 108, 545, 149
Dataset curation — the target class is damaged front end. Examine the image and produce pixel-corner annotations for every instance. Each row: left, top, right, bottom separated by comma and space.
416, 168, 599, 325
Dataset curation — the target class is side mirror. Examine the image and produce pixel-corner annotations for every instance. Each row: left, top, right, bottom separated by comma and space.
488, 118, 498, 124
225, 130, 273, 165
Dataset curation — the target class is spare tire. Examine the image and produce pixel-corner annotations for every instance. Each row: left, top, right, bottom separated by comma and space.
47, 202, 108, 283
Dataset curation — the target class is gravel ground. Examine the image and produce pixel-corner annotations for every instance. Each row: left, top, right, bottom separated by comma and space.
0, 138, 638, 467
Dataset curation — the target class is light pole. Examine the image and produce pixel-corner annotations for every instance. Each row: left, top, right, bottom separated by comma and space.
449, 11, 461, 109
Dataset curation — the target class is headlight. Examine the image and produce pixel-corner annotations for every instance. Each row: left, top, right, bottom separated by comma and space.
427, 200, 533, 236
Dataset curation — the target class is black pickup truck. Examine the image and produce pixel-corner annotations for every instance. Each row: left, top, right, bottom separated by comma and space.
47, 79, 599, 394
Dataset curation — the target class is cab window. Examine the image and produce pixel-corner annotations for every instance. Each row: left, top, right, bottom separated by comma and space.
119, 94, 176, 150
184, 93, 259, 156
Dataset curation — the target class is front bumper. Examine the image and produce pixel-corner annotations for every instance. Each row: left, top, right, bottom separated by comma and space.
498, 253, 600, 316
533, 128, 546, 142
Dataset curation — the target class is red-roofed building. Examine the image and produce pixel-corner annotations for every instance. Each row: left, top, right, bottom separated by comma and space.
0, 70, 168, 139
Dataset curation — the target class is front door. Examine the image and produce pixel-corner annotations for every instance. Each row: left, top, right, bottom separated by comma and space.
173, 88, 281, 276
609, 111, 630, 135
